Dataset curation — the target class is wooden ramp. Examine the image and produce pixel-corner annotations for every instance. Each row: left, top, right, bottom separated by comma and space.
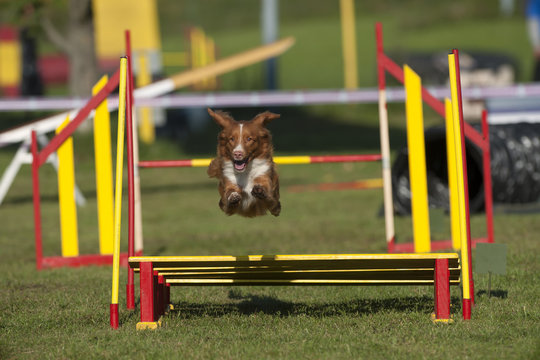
129, 253, 460, 329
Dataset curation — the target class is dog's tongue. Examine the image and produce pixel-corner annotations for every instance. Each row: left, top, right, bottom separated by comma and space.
234, 162, 246, 171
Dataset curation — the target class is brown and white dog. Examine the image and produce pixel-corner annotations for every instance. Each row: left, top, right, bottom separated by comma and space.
207, 108, 281, 217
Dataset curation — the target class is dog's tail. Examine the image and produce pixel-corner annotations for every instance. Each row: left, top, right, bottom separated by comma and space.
207, 158, 220, 178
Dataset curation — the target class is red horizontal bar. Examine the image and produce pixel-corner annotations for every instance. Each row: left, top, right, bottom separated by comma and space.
310, 154, 382, 163
464, 122, 488, 151
139, 159, 195, 168
382, 53, 446, 117
382, 52, 487, 149
139, 154, 382, 169
381, 53, 404, 84
38, 69, 120, 167
40, 251, 134, 269
422, 88, 445, 118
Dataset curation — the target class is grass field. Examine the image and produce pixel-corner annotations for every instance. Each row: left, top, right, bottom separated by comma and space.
1, 1, 540, 359
1, 110, 539, 358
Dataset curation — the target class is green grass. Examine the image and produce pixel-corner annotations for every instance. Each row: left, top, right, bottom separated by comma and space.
1, 122, 540, 358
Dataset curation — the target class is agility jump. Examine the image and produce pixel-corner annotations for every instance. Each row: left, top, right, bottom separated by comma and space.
111, 39, 477, 330
375, 23, 495, 254
30, 69, 141, 270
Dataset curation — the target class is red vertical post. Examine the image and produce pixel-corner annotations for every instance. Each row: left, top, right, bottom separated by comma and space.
481, 110, 495, 244
31, 131, 43, 270
139, 262, 155, 323
110, 303, 119, 329
375, 22, 396, 254
155, 273, 164, 317
375, 22, 386, 92
125, 30, 136, 310
453, 49, 475, 308
165, 283, 171, 312
434, 258, 450, 320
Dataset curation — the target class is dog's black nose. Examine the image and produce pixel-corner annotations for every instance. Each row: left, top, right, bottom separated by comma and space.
233, 150, 244, 160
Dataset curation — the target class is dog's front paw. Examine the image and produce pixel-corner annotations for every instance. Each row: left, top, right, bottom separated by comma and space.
251, 185, 267, 199
227, 191, 241, 207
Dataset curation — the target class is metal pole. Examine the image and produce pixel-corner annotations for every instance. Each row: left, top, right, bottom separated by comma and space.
261, 0, 278, 90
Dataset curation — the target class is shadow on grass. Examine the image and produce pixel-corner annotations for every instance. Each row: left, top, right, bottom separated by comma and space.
476, 290, 508, 299
169, 291, 462, 319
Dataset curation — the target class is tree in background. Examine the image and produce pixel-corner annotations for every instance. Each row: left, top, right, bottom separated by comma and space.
1, 0, 98, 97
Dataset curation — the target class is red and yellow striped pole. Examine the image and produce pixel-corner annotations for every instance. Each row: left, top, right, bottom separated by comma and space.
111, 57, 128, 329
448, 50, 473, 320
137, 154, 381, 169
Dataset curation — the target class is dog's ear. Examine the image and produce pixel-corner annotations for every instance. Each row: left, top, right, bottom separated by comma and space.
208, 108, 233, 128
252, 111, 280, 126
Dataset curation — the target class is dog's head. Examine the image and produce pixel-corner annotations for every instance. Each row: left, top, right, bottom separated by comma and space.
208, 108, 279, 173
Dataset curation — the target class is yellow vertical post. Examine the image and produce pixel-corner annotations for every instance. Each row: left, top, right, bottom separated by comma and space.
92, 75, 114, 255
206, 36, 217, 89
448, 53, 470, 302
190, 28, 201, 89
444, 98, 461, 251
137, 53, 155, 144
339, 0, 358, 89
0, 33, 21, 90
56, 116, 79, 257
198, 29, 209, 88
111, 57, 128, 309
404, 65, 431, 253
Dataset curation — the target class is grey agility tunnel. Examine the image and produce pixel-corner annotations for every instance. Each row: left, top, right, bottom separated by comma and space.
391, 123, 540, 215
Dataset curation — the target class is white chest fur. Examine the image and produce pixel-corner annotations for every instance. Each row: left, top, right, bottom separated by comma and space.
223, 158, 270, 208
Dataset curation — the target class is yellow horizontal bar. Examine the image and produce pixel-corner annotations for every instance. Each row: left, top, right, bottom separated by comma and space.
191, 158, 212, 167
274, 156, 311, 165
165, 279, 461, 285
151, 265, 460, 273
130, 253, 459, 263
158, 267, 459, 275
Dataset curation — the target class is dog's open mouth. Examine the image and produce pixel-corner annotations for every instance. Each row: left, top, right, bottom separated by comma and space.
234, 159, 248, 172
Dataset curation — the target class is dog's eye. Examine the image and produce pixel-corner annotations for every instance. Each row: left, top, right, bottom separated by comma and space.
247, 137, 252, 142
229, 137, 235, 142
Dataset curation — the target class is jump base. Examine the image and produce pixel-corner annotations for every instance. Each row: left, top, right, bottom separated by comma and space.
129, 253, 460, 329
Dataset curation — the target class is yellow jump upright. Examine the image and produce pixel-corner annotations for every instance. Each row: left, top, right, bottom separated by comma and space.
110, 57, 128, 329
404, 65, 431, 253
56, 116, 79, 257
92, 76, 115, 255
339, 0, 358, 89
444, 98, 461, 251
